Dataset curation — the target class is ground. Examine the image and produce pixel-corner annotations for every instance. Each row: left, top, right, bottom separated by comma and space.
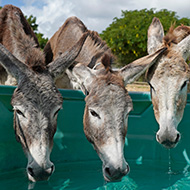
126, 82, 150, 92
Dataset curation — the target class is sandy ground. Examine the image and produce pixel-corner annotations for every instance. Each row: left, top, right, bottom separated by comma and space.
126, 82, 150, 92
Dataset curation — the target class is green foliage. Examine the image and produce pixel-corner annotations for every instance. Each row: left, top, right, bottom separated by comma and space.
100, 8, 190, 67
25, 15, 48, 49
35, 33, 48, 49
26, 15, 38, 32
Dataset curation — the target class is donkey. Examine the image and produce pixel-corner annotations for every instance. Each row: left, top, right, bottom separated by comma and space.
147, 17, 190, 149
44, 16, 114, 89
0, 5, 87, 182
44, 16, 166, 181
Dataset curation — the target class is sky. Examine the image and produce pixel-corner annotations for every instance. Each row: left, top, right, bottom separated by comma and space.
0, 0, 190, 39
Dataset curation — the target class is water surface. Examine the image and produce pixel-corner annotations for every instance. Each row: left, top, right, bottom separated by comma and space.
1, 160, 190, 190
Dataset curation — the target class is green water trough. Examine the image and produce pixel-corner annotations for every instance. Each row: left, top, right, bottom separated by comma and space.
1, 85, 190, 190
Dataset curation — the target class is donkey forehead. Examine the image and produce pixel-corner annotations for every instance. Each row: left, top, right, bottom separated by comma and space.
149, 53, 190, 80
12, 76, 63, 109
86, 82, 132, 110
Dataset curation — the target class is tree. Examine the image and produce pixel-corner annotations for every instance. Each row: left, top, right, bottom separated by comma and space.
25, 15, 48, 49
100, 8, 190, 67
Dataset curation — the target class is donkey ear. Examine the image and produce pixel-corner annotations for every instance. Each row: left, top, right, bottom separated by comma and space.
120, 47, 167, 85
47, 32, 88, 80
0, 43, 28, 82
147, 17, 164, 54
176, 35, 190, 61
72, 63, 95, 95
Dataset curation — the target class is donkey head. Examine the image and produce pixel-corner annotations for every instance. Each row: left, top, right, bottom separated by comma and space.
0, 33, 87, 182
147, 17, 190, 148
72, 48, 166, 181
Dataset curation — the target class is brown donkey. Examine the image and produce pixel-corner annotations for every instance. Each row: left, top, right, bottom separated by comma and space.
44, 16, 166, 181
0, 5, 87, 182
147, 17, 190, 148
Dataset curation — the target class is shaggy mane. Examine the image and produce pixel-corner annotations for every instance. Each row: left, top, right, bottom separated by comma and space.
163, 24, 190, 48
86, 30, 115, 68
163, 25, 178, 47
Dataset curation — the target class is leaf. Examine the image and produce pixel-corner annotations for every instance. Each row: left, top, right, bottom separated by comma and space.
100, 8, 190, 67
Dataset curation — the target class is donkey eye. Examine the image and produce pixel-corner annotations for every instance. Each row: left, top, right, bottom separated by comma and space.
90, 109, 101, 119
181, 80, 189, 90
148, 82, 155, 90
15, 134, 21, 143
16, 109, 25, 118
148, 82, 155, 98
53, 108, 61, 117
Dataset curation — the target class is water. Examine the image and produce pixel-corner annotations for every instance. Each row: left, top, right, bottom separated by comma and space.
167, 149, 181, 177
168, 149, 172, 175
0, 159, 190, 190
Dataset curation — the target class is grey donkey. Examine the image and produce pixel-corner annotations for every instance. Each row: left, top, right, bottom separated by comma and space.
147, 17, 190, 149
44, 16, 167, 181
0, 5, 87, 182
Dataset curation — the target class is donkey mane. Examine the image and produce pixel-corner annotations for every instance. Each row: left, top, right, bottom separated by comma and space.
101, 53, 112, 71
44, 16, 115, 70
93, 54, 125, 90
63, 16, 115, 67
163, 24, 190, 48
174, 25, 190, 43
163, 25, 178, 48
86, 30, 115, 68
100, 71, 126, 89
88, 30, 110, 52
65, 16, 112, 58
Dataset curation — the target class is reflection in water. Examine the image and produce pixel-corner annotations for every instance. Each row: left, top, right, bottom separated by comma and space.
163, 174, 190, 190
125, 137, 128, 146
27, 179, 71, 190
28, 181, 36, 190
162, 149, 190, 190
51, 179, 70, 190
94, 176, 138, 190
183, 149, 190, 177
168, 149, 172, 175
136, 156, 143, 165
167, 149, 181, 175
54, 128, 67, 150
1, 159, 190, 190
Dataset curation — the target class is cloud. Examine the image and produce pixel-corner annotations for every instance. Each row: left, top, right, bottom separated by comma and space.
17, 0, 190, 38
21, 0, 75, 38
20, 0, 139, 38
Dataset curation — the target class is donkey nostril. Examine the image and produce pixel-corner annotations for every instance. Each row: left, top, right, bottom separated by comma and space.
126, 164, 130, 175
46, 164, 55, 175
105, 167, 111, 177
50, 165, 55, 174
175, 133, 180, 143
156, 134, 160, 142
27, 167, 34, 177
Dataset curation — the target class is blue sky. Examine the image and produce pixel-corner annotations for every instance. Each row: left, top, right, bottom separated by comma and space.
1, 0, 23, 7
1, 0, 190, 38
